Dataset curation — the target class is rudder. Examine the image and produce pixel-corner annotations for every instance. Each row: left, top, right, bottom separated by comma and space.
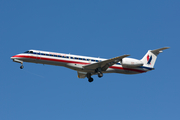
141, 47, 170, 68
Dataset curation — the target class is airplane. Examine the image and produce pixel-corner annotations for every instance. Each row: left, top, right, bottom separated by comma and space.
11, 47, 169, 82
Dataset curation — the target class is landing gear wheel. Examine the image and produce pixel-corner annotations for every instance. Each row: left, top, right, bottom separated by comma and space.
20, 65, 24, 69
98, 72, 103, 78
88, 77, 93, 82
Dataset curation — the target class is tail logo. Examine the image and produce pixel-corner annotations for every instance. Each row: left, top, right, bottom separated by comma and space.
147, 55, 152, 65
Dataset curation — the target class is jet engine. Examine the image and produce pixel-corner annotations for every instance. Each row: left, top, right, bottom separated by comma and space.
121, 58, 143, 68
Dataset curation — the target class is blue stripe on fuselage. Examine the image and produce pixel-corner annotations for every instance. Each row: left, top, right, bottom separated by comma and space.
139, 66, 154, 70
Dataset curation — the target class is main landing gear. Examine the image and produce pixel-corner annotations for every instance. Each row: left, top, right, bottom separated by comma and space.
88, 77, 94, 82
96, 67, 103, 78
87, 73, 93, 83
98, 72, 103, 78
87, 68, 104, 82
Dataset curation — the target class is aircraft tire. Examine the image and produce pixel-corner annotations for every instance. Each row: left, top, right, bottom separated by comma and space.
98, 72, 103, 78
88, 78, 93, 82
20, 65, 24, 69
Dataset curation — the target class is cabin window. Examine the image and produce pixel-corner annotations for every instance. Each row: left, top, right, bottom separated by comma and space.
70, 57, 73, 59
58, 55, 61, 57
30, 51, 33, 53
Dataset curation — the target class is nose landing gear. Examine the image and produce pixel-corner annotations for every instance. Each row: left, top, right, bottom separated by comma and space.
20, 62, 24, 69
20, 65, 24, 69
12, 59, 24, 69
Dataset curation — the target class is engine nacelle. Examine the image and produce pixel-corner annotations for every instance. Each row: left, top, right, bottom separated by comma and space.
121, 58, 143, 68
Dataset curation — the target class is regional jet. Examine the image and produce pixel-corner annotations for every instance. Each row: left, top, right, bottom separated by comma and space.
11, 47, 169, 82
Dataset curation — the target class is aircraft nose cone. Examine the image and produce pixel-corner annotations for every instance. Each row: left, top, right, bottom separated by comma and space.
10, 55, 16, 59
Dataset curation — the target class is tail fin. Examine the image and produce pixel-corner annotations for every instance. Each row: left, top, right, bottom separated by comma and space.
141, 47, 170, 68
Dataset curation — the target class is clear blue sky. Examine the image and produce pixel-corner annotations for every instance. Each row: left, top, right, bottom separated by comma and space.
1, 0, 179, 120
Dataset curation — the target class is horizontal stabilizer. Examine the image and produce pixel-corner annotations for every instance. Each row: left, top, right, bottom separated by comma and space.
151, 47, 170, 55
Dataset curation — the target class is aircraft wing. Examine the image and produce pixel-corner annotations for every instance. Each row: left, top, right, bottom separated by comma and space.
83, 54, 130, 71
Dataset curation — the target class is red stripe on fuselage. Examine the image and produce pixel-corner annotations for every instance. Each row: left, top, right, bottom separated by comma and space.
12, 55, 146, 73
12, 55, 89, 65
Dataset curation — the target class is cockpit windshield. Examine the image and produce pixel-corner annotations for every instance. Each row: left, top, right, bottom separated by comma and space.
24, 51, 29, 53
24, 51, 33, 53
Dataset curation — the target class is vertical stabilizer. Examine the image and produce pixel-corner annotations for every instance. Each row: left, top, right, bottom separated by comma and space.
141, 47, 170, 68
